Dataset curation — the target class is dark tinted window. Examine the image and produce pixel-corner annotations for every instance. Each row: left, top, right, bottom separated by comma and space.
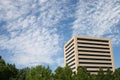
78, 50, 110, 53
65, 40, 74, 48
78, 46, 109, 50
77, 42, 109, 46
79, 54, 111, 57
77, 38, 108, 42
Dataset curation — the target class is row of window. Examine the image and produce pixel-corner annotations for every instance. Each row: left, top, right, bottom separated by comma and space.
79, 62, 112, 65
77, 42, 109, 46
66, 55, 75, 62
78, 50, 110, 53
69, 63, 75, 67
66, 51, 74, 58
65, 43, 74, 52
79, 66, 112, 68
77, 38, 109, 43
78, 46, 110, 50
71, 67, 76, 70
79, 58, 111, 61
65, 39, 74, 48
78, 54, 111, 57
66, 59, 75, 65
65, 47, 74, 55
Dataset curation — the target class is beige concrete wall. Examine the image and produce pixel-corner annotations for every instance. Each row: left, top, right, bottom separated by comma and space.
109, 40, 115, 72
64, 36, 115, 74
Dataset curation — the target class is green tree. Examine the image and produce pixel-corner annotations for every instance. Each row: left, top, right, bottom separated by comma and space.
1, 55, 120, 80
54, 66, 64, 80
54, 65, 73, 80
6, 64, 18, 80
104, 68, 113, 80
64, 65, 73, 80
97, 68, 105, 80
114, 68, 120, 80
90, 74, 96, 80
75, 67, 90, 80
16, 68, 30, 80
25, 65, 53, 80
0, 59, 17, 80
0, 58, 8, 80
0, 57, 18, 80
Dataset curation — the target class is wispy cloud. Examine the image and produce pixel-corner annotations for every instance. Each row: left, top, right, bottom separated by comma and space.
0, 0, 119, 69
72, 0, 120, 44
0, 0, 72, 68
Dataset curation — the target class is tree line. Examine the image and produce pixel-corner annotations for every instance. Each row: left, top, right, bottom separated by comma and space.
0, 57, 120, 80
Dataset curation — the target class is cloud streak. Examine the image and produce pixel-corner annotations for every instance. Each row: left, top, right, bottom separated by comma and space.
0, 0, 120, 69
72, 0, 120, 44
0, 0, 72, 68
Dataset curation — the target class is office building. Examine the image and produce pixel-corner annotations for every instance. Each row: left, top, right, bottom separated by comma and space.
64, 36, 115, 74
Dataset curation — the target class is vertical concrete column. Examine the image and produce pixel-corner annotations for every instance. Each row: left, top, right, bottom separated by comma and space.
109, 40, 115, 72
64, 46, 66, 66
74, 36, 79, 72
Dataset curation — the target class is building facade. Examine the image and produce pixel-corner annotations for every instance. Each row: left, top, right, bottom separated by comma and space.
64, 36, 115, 74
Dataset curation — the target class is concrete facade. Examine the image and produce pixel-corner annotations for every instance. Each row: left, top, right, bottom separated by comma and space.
64, 36, 115, 74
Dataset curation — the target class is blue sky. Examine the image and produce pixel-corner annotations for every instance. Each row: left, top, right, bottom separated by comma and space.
0, 0, 120, 70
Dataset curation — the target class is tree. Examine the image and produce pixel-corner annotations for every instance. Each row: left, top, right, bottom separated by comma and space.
1, 55, 120, 80
16, 68, 30, 80
104, 68, 113, 80
97, 68, 105, 80
54, 66, 64, 80
0, 58, 7, 80
75, 67, 90, 80
63, 65, 73, 80
90, 74, 97, 80
6, 64, 18, 80
0, 57, 18, 80
54, 65, 74, 80
25, 65, 53, 80
114, 68, 120, 80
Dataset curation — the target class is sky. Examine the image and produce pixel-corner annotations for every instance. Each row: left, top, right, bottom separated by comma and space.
0, 0, 120, 71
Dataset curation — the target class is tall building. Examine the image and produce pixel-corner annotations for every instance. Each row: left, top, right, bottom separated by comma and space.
64, 36, 115, 74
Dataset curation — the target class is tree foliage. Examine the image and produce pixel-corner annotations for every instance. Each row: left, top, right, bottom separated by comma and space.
16, 67, 30, 80
25, 65, 53, 80
0, 56, 120, 80
114, 68, 120, 80
75, 67, 90, 80
54, 65, 73, 80
0, 58, 18, 80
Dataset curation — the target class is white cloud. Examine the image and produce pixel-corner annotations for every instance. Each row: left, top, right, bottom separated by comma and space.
72, 0, 120, 44
0, 23, 61, 67
0, 0, 70, 68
